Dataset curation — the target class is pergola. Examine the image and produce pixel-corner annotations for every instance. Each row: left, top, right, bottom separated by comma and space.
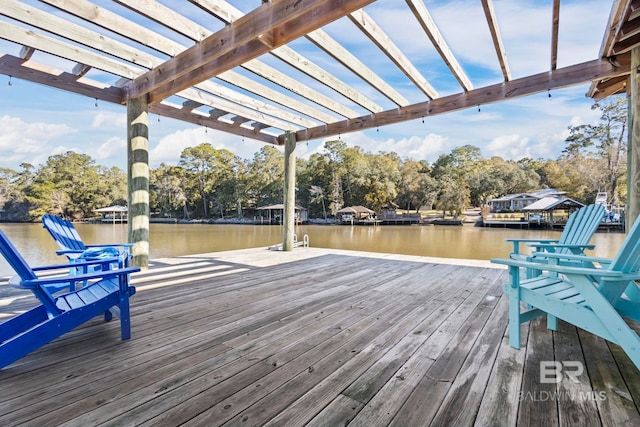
0, 0, 638, 268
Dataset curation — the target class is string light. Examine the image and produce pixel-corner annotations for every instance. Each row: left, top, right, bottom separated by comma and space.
548, 89, 552, 99
422, 116, 424, 124
8, 76, 12, 86
94, 98, 98, 108
478, 105, 481, 112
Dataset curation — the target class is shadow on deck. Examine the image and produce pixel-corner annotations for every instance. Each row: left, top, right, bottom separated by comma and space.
1, 248, 639, 426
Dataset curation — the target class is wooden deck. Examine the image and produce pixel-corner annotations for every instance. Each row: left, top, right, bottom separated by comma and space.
1, 248, 640, 426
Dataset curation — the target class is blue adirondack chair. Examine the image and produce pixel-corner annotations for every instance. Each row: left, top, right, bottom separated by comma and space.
492, 215, 640, 369
0, 229, 139, 369
506, 204, 605, 278
42, 214, 133, 268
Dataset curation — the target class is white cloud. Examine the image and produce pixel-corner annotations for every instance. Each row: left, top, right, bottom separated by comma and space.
93, 136, 127, 161
92, 111, 127, 129
148, 126, 277, 166
0, 115, 76, 166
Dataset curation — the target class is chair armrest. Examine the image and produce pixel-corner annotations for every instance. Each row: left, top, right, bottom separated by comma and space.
56, 249, 84, 255
528, 243, 595, 253
31, 257, 122, 272
505, 238, 558, 254
16, 267, 140, 289
85, 243, 134, 248
530, 252, 612, 264
490, 257, 636, 279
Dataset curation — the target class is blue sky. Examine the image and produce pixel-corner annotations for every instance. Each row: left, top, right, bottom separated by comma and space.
0, 0, 614, 171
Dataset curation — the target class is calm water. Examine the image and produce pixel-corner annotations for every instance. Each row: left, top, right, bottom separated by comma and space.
0, 222, 627, 277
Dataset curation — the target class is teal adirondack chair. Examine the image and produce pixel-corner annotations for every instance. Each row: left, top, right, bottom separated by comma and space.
492, 216, 640, 369
0, 229, 139, 369
506, 204, 605, 278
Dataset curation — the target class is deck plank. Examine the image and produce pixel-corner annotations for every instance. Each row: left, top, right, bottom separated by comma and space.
1, 247, 639, 426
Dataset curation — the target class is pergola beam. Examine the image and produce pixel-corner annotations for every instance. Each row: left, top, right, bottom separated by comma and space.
0, 53, 124, 104
3, 0, 317, 129
406, 0, 473, 91
124, 0, 376, 103
349, 8, 438, 99
0, 52, 277, 144
481, 0, 511, 81
551, 0, 561, 71
283, 57, 631, 144
189, 0, 408, 107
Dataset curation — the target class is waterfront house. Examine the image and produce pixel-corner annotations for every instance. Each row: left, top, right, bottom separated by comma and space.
256, 204, 307, 225
487, 189, 567, 212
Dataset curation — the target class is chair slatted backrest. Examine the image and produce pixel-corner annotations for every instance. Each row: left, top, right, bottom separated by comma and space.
556, 204, 605, 254
42, 214, 86, 252
0, 229, 37, 281
609, 216, 640, 274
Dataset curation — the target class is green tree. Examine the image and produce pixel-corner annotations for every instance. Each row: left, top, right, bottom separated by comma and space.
27, 152, 109, 218
563, 97, 627, 204
247, 145, 284, 207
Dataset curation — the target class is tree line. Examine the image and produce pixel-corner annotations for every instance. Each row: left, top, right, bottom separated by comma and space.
0, 98, 627, 222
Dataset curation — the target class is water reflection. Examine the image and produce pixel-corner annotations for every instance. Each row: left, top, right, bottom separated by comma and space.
0, 222, 626, 277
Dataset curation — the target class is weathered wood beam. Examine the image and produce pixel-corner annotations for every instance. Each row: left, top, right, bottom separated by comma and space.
0, 17, 300, 130
125, 0, 376, 104
350, 8, 438, 99
0, 19, 143, 79
551, 0, 560, 71
406, 0, 473, 91
620, 15, 640, 41
628, 45, 640, 229
111, 0, 323, 126
0, 52, 123, 103
599, 0, 632, 58
42, 0, 351, 121
268, 45, 382, 113
282, 57, 631, 144
6, 0, 317, 128
18, 45, 34, 60
591, 75, 628, 100
0, 52, 277, 145
209, 108, 228, 118
613, 32, 640, 55
182, 100, 203, 111
176, 87, 301, 131
71, 63, 92, 78
587, 0, 629, 98
149, 103, 278, 144
481, 0, 511, 81
304, 28, 409, 106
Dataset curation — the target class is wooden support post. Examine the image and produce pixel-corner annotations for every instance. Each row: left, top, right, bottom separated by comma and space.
629, 47, 640, 231
127, 96, 150, 269
282, 132, 296, 251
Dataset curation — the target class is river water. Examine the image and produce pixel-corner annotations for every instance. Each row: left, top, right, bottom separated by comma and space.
0, 222, 626, 277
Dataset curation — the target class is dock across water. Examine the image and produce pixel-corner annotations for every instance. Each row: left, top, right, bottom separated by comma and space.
1, 247, 639, 426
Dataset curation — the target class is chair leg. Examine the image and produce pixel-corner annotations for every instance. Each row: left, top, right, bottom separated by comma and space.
547, 314, 558, 331
508, 287, 522, 349
119, 294, 131, 340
